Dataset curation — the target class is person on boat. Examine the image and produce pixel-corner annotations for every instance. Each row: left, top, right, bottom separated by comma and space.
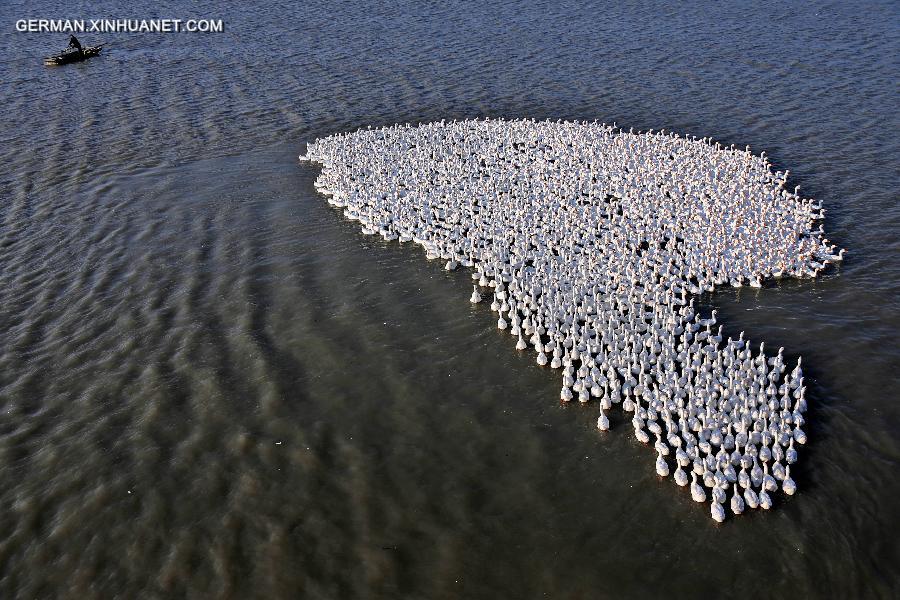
68, 35, 82, 52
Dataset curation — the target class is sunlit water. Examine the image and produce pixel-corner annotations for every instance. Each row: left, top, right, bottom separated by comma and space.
0, 1, 898, 598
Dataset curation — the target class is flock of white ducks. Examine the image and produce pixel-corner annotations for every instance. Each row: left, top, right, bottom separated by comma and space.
300, 118, 844, 522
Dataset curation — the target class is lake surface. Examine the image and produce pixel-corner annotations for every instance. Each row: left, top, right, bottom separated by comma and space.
1, 1, 898, 598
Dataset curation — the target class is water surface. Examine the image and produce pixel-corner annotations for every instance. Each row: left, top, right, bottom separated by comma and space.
1, 1, 898, 598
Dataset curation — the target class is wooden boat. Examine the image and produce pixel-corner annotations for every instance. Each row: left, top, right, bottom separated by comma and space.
44, 45, 103, 66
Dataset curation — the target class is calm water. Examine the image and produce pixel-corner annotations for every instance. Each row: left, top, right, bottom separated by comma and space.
1, 1, 899, 598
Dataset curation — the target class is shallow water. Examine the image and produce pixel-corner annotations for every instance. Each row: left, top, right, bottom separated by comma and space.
1, 1, 898, 598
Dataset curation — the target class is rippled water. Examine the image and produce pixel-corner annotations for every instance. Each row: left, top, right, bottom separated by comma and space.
1, 1, 898, 598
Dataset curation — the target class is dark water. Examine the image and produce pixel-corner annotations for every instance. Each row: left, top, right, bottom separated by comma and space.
1, 1, 899, 598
